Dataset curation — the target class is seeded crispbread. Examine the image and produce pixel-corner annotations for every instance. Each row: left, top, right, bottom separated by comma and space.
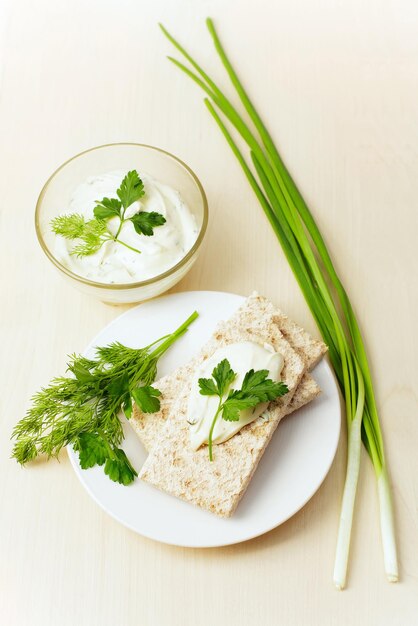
243, 293, 327, 369
130, 293, 326, 451
138, 296, 307, 517
273, 310, 327, 368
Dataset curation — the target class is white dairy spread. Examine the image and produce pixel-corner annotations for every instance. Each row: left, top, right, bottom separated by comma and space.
187, 341, 284, 451
53, 170, 199, 283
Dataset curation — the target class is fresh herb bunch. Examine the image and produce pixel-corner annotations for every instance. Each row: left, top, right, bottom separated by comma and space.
51, 170, 166, 257
160, 19, 398, 587
12, 311, 198, 485
198, 358, 288, 460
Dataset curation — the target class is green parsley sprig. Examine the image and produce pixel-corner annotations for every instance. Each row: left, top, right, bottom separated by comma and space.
12, 311, 198, 485
198, 358, 288, 460
51, 170, 166, 257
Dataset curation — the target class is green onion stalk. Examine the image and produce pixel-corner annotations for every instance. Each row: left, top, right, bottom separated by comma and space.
160, 19, 398, 588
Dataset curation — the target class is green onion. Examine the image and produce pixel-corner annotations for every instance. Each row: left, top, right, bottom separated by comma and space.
160, 18, 398, 588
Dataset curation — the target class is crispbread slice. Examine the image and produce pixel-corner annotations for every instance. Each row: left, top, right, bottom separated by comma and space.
130, 294, 326, 451
273, 311, 327, 369
241, 292, 327, 369
288, 372, 321, 408
138, 299, 306, 517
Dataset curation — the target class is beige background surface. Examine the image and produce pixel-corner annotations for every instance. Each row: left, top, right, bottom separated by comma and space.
1, 0, 417, 624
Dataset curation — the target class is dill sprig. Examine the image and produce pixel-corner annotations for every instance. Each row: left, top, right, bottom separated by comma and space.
12, 311, 198, 485
52, 214, 112, 256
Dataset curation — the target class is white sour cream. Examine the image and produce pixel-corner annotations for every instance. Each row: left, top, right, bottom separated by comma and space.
187, 341, 284, 451
53, 170, 199, 284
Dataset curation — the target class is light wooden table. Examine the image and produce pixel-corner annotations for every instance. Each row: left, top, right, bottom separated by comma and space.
1, 1, 417, 624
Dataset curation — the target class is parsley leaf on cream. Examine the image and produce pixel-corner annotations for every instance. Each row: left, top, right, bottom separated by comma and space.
198, 358, 288, 460
93, 197, 122, 220
117, 169, 145, 209
130, 211, 167, 236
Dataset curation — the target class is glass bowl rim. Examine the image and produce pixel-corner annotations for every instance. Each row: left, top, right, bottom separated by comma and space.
35, 142, 209, 290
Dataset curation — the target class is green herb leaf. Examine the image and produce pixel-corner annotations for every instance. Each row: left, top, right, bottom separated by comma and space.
197, 358, 287, 460
77, 432, 109, 469
12, 439, 37, 465
198, 377, 219, 396
107, 372, 129, 399
71, 218, 109, 257
239, 369, 288, 402
51, 214, 110, 256
130, 211, 166, 236
198, 358, 236, 398
122, 394, 132, 419
222, 370, 288, 421
132, 385, 161, 413
11, 311, 199, 486
70, 362, 95, 383
212, 358, 236, 396
117, 170, 145, 209
221, 398, 257, 422
93, 197, 122, 220
51, 214, 87, 239
104, 448, 138, 485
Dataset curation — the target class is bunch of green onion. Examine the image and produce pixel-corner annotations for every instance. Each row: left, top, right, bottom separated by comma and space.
160, 18, 398, 588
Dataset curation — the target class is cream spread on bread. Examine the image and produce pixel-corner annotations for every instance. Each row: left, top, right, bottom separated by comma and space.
187, 341, 284, 451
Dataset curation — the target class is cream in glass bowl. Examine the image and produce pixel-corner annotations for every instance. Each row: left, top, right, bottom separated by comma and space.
35, 143, 208, 304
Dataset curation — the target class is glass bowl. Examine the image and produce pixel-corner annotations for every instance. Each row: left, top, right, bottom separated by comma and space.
35, 143, 208, 304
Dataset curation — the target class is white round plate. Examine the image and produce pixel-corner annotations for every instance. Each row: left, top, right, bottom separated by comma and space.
68, 291, 341, 547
